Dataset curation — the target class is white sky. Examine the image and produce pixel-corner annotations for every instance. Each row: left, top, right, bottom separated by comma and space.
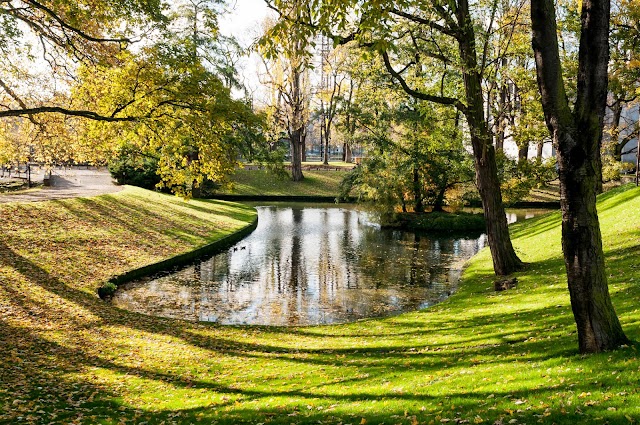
219, 0, 273, 103
219, 0, 270, 43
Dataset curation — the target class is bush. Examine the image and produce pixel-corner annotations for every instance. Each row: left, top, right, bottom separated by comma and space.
108, 152, 161, 190
380, 211, 486, 232
602, 156, 634, 182
97, 281, 117, 299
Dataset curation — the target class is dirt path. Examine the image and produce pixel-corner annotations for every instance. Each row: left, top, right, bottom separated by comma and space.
0, 167, 122, 203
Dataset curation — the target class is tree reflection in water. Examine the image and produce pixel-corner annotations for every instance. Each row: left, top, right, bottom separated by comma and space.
113, 206, 488, 326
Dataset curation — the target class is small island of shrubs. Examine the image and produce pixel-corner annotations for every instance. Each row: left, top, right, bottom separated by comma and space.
380, 210, 486, 232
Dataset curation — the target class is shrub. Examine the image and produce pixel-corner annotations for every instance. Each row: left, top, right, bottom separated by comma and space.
602, 155, 634, 182
108, 152, 161, 190
97, 281, 117, 299
381, 211, 486, 232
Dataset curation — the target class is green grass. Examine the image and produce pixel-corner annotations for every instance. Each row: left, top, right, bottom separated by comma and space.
226, 168, 349, 197
1, 184, 639, 424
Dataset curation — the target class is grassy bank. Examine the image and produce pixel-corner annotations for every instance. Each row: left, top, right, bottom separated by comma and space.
1, 185, 639, 424
225, 168, 349, 197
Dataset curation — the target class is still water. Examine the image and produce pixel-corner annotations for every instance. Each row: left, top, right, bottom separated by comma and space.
112, 205, 541, 326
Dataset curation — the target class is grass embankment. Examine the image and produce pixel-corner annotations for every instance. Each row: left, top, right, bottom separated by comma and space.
225, 168, 349, 197
1, 185, 639, 424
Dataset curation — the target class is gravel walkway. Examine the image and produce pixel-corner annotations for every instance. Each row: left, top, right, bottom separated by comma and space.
0, 167, 122, 203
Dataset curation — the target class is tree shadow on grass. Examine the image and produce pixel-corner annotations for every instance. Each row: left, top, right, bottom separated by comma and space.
509, 210, 562, 240
3, 309, 638, 425
1, 192, 640, 423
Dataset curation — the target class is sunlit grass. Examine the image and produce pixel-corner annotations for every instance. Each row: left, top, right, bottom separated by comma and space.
0, 184, 638, 424
226, 169, 349, 197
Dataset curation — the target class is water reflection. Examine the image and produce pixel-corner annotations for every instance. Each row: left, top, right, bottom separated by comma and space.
113, 206, 490, 326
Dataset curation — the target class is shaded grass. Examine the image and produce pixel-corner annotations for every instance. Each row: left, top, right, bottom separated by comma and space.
0, 185, 639, 424
225, 169, 348, 197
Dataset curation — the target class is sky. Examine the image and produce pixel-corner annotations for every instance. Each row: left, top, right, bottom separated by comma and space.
219, 0, 270, 43
218, 0, 273, 102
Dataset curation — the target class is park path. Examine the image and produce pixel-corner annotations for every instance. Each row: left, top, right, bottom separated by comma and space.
0, 166, 122, 203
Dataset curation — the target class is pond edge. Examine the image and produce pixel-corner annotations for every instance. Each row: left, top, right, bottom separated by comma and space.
97, 214, 259, 299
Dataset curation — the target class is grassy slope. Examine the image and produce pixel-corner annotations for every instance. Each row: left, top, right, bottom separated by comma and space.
1, 185, 639, 424
226, 169, 348, 196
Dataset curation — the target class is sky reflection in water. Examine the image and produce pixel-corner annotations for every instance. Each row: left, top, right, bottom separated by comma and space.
112, 206, 533, 326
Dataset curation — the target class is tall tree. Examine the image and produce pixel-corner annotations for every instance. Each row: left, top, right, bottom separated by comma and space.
317, 38, 347, 165
259, 8, 312, 182
266, 0, 524, 275
75, 46, 263, 196
531, 0, 629, 353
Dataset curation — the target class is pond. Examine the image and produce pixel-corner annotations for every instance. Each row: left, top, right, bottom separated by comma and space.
112, 205, 546, 326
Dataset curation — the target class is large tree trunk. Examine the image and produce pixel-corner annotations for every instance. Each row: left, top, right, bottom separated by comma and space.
290, 129, 304, 181
457, 0, 523, 276
531, 0, 628, 352
344, 142, 353, 163
473, 140, 523, 274
556, 128, 628, 352
432, 185, 447, 212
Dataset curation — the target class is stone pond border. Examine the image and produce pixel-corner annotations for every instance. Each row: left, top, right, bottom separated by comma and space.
98, 215, 259, 299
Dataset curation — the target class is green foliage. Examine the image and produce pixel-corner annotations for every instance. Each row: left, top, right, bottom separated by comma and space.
602, 153, 635, 182
75, 42, 271, 197
496, 153, 558, 205
97, 281, 117, 299
343, 93, 474, 213
107, 150, 161, 190
0, 0, 165, 120
380, 211, 486, 232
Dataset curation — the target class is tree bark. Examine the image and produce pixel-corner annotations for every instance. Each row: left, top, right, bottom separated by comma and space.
531, 0, 628, 353
518, 142, 529, 163
457, 0, 523, 275
289, 55, 305, 181
343, 142, 353, 163
323, 126, 330, 165
432, 185, 447, 212
610, 99, 623, 161
301, 128, 307, 162
536, 141, 544, 161
290, 129, 304, 181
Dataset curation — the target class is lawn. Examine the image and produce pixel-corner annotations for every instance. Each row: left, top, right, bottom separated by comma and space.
224, 168, 349, 197
1, 184, 639, 424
